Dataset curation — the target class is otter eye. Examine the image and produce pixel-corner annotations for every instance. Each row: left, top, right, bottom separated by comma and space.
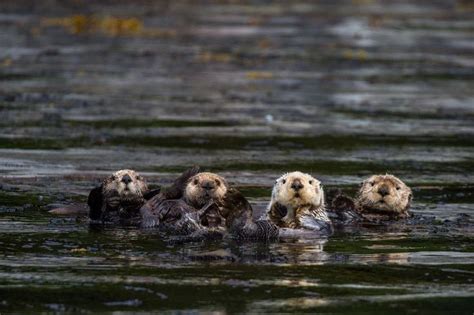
282, 179, 286, 184
309, 180, 313, 185
215, 179, 220, 186
193, 179, 199, 185
396, 186, 400, 190
370, 182, 375, 186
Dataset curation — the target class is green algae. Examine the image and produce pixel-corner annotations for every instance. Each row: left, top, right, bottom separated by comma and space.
65, 118, 237, 128
334, 108, 474, 121
325, 236, 474, 254
2, 134, 472, 151
236, 186, 272, 198
0, 263, 471, 313
413, 185, 474, 204
0, 118, 238, 129
0, 191, 52, 209
0, 72, 38, 81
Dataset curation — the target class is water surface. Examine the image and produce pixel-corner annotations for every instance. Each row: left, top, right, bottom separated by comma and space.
0, 0, 473, 313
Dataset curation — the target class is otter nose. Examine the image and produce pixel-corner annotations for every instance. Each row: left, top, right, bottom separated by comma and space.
291, 179, 304, 191
121, 174, 132, 184
201, 180, 216, 191
378, 185, 390, 197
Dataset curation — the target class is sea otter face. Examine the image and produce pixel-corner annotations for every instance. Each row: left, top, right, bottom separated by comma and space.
103, 169, 148, 200
184, 172, 228, 208
357, 174, 412, 214
271, 172, 324, 209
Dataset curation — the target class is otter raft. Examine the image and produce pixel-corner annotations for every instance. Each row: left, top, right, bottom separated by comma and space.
1, 0, 474, 313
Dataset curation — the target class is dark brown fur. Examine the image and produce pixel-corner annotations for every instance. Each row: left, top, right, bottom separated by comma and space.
87, 169, 158, 224
217, 188, 279, 240
139, 166, 227, 236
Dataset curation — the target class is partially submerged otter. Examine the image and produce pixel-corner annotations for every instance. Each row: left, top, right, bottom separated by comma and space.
266, 172, 332, 234
87, 169, 159, 224
183, 172, 278, 240
141, 171, 278, 240
183, 172, 229, 209
329, 174, 413, 223
357, 174, 412, 218
139, 169, 227, 237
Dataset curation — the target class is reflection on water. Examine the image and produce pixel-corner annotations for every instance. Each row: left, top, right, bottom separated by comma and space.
0, 0, 473, 313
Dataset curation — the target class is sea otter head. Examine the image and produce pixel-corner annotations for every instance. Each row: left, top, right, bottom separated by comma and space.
271, 171, 325, 209
103, 169, 148, 200
357, 174, 412, 215
184, 172, 228, 208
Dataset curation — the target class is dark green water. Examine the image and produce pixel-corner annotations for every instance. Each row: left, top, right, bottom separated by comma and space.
1, 0, 474, 313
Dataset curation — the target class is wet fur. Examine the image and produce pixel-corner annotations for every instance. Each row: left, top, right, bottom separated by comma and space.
184, 172, 228, 208
88, 169, 151, 222
217, 187, 279, 240
267, 172, 331, 231
356, 174, 412, 218
139, 167, 227, 237
326, 188, 362, 224
181, 172, 277, 240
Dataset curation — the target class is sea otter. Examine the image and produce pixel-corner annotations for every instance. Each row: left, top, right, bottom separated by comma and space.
141, 171, 278, 240
183, 172, 229, 208
183, 172, 278, 240
357, 174, 412, 218
139, 168, 227, 237
87, 169, 160, 224
328, 174, 413, 223
266, 172, 332, 233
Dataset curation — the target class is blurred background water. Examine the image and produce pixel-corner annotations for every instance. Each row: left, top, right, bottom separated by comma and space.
0, 0, 473, 313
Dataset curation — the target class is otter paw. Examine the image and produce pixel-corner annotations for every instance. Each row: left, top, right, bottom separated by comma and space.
282, 216, 296, 228
288, 221, 299, 229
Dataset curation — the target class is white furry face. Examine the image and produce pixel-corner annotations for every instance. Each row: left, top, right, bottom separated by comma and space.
104, 169, 147, 199
357, 174, 412, 214
271, 171, 324, 208
184, 172, 228, 208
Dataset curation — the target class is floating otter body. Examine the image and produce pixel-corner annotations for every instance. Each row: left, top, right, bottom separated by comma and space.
357, 174, 412, 219
86, 169, 329, 239
141, 170, 278, 240
329, 174, 413, 224
266, 172, 332, 234
139, 168, 227, 238
87, 169, 159, 224
183, 172, 278, 240
183, 172, 228, 209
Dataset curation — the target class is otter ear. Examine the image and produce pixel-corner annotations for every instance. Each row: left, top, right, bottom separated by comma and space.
87, 185, 104, 220
103, 175, 116, 187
